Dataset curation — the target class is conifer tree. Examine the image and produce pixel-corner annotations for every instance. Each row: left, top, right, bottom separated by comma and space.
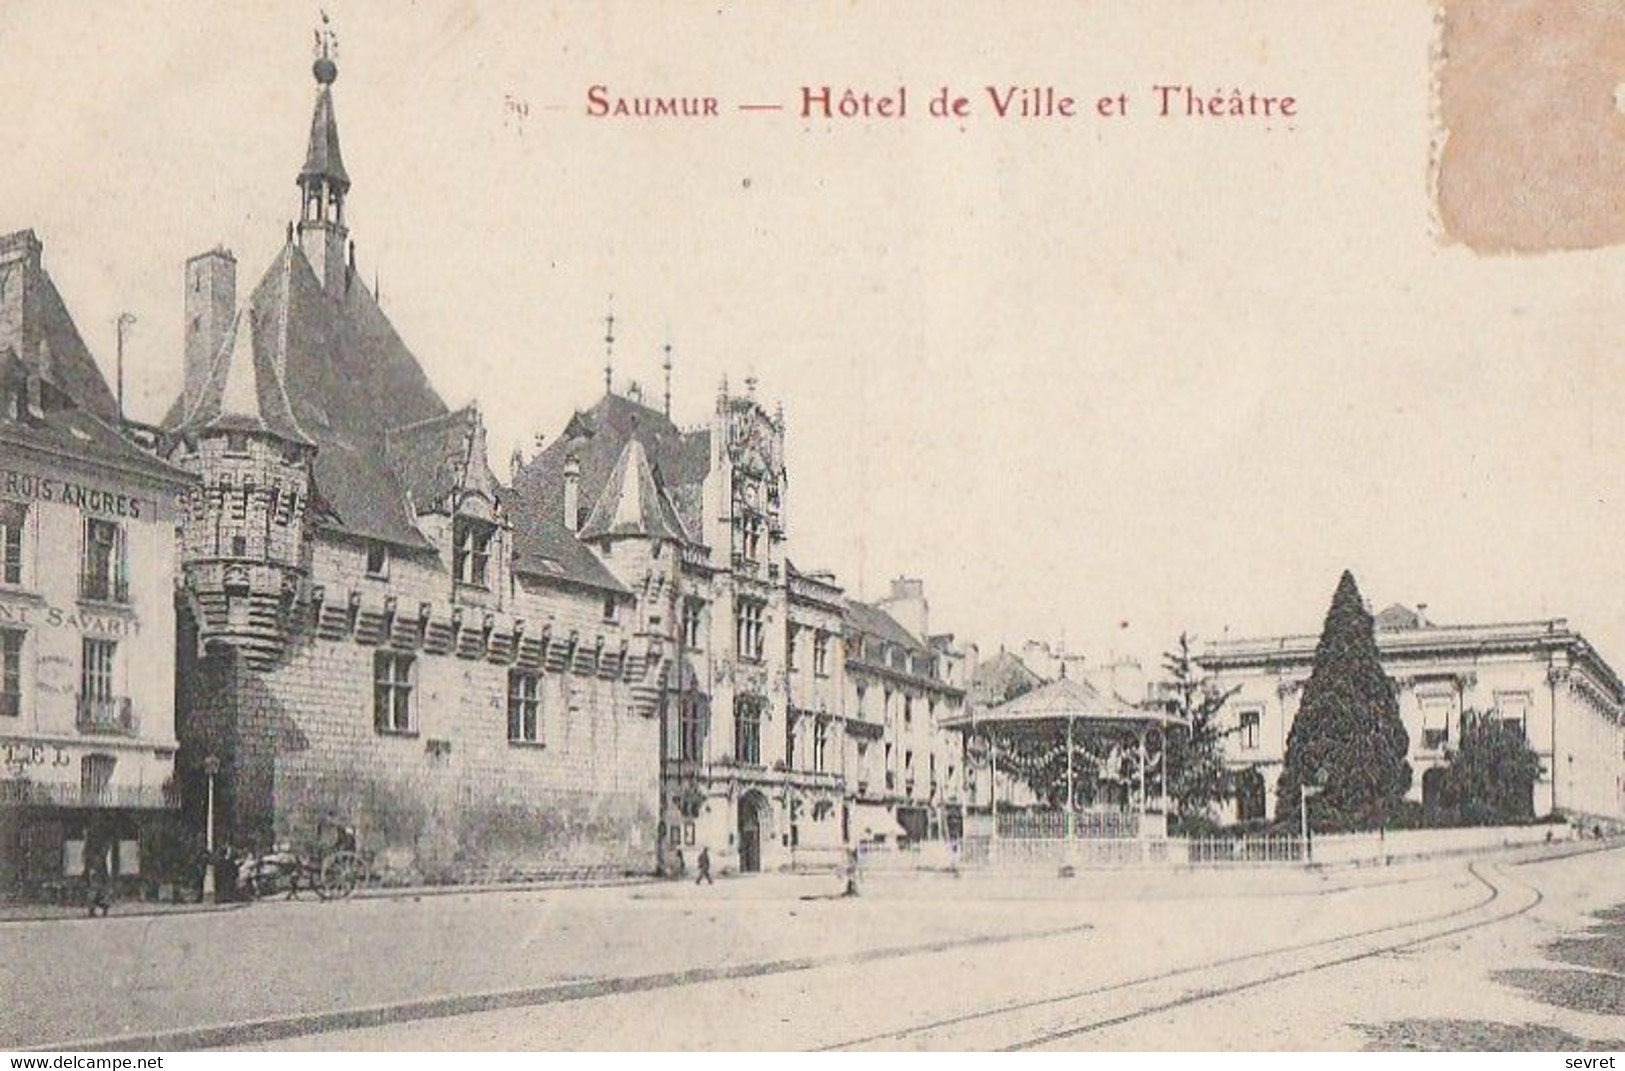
1277, 571, 1412, 831
1163, 632, 1239, 820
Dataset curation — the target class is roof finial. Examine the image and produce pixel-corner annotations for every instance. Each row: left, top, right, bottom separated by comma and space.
662, 341, 674, 418
313, 11, 339, 84
603, 300, 616, 395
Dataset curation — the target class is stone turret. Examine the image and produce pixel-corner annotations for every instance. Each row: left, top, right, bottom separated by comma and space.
172, 266, 316, 669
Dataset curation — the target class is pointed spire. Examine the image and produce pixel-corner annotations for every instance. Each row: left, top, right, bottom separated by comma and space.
301, 17, 348, 192
184, 308, 312, 446
603, 302, 616, 395
300, 72, 349, 194
662, 341, 673, 418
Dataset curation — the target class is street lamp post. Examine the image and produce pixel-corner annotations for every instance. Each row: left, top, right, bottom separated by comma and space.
202, 755, 220, 901
1300, 784, 1323, 865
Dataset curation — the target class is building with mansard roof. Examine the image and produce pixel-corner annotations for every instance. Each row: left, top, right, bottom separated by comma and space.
0, 228, 194, 893
1199, 603, 1625, 825
160, 47, 660, 882
841, 579, 971, 843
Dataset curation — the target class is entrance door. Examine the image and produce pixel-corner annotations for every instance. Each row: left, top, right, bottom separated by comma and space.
738, 793, 764, 873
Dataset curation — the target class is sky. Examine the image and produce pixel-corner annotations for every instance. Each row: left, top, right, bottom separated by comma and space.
3, 0, 1624, 675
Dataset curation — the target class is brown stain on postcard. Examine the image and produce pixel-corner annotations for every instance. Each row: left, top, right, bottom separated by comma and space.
1437, 0, 1625, 253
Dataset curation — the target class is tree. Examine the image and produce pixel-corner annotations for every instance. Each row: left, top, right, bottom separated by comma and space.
1444, 710, 1541, 825
1162, 632, 1239, 819
1277, 571, 1411, 831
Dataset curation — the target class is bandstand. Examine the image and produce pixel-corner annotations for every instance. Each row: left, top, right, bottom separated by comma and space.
941, 676, 1189, 866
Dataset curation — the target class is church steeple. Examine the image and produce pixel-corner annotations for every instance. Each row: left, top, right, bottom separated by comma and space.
296, 21, 350, 294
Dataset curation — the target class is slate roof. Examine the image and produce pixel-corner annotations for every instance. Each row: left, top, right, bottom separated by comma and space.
1, 351, 189, 487
510, 511, 628, 595
32, 263, 121, 426
969, 648, 1045, 706
578, 437, 690, 543
1374, 603, 1425, 631
843, 599, 928, 654
941, 675, 1186, 732
385, 406, 500, 515
515, 391, 711, 541
172, 307, 312, 444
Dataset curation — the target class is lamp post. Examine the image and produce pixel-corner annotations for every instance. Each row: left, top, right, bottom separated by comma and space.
202, 755, 220, 901
1300, 783, 1323, 864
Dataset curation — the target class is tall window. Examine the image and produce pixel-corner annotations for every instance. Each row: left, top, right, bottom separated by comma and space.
0, 501, 25, 586
679, 693, 706, 761
1239, 709, 1261, 751
681, 599, 704, 649
80, 638, 116, 702
81, 518, 127, 603
374, 651, 416, 733
1495, 691, 1531, 739
739, 513, 764, 562
507, 669, 541, 744
735, 599, 765, 662
80, 754, 115, 806
452, 517, 493, 588
734, 695, 762, 765
813, 631, 830, 677
365, 542, 390, 579
786, 625, 799, 671
904, 696, 914, 726
79, 638, 120, 731
1419, 692, 1455, 750
813, 718, 829, 773
0, 627, 22, 718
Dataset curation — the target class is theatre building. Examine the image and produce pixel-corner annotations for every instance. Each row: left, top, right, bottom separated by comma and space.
162, 49, 658, 882
1200, 604, 1625, 825
0, 228, 193, 892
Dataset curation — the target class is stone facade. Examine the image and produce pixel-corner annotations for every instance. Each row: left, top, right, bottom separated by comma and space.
843, 579, 970, 844
0, 228, 193, 889
1199, 604, 1625, 824
162, 51, 660, 882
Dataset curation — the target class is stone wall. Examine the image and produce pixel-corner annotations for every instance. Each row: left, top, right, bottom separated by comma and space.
178, 532, 659, 883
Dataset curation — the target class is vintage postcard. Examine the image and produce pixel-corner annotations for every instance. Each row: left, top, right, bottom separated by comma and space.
0, 0, 1622, 1057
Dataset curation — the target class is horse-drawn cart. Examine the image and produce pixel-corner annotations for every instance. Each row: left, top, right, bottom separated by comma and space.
235, 818, 369, 902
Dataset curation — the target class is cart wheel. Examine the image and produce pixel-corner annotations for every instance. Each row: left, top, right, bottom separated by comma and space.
320, 851, 364, 901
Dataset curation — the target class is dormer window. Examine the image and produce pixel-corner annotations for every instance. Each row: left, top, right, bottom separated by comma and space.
225, 432, 249, 456
365, 542, 390, 580
453, 516, 493, 588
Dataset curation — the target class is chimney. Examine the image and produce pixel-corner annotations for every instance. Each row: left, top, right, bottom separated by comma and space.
0, 230, 44, 367
878, 576, 930, 641
184, 248, 236, 416
563, 453, 581, 533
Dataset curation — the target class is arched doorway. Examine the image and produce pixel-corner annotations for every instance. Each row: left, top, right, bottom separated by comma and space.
737, 791, 767, 874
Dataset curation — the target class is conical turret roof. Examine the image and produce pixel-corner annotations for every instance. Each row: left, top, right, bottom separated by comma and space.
578, 437, 689, 542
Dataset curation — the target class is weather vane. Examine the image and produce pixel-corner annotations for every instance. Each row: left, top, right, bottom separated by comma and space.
313, 9, 339, 63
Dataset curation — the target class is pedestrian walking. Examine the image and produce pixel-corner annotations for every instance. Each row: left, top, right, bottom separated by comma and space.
695, 845, 713, 885
83, 823, 113, 918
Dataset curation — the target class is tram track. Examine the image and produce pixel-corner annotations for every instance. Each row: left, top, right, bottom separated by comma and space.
821, 857, 1552, 1051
